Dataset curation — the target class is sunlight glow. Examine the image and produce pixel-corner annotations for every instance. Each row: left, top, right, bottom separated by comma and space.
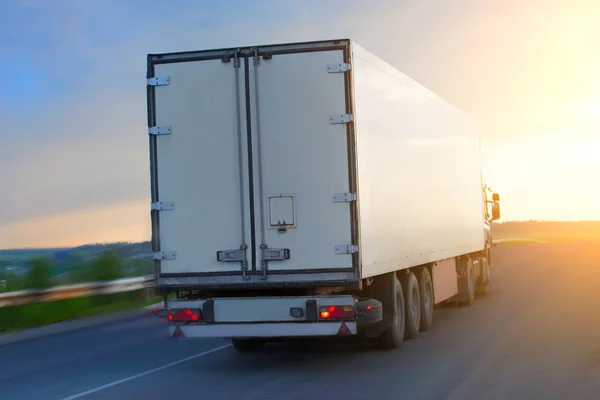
2, 0, 600, 248
0, 200, 150, 249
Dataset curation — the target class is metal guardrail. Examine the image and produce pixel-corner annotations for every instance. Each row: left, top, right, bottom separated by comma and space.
0, 275, 155, 308
0, 240, 541, 307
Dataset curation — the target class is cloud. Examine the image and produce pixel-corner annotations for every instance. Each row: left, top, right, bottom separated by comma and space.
2, 0, 600, 247
1, 0, 397, 229
0, 199, 150, 249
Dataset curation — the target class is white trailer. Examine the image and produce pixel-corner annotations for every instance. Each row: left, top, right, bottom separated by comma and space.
146, 39, 501, 350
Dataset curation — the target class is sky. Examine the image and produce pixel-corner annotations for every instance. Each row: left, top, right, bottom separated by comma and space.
1, 0, 599, 249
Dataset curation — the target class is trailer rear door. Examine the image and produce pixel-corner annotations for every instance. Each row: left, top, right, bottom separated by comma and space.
148, 40, 358, 284
248, 49, 355, 274
149, 58, 253, 276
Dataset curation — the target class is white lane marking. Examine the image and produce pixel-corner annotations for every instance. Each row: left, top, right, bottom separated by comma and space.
60, 344, 232, 399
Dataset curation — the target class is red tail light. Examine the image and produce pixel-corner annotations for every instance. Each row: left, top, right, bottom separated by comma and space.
319, 305, 355, 320
168, 308, 202, 322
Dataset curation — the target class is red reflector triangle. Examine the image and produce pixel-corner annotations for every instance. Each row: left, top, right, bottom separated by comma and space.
337, 322, 351, 336
172, 326, 185, 338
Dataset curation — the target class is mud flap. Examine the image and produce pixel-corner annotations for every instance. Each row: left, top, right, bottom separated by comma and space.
360, 272, 396, 337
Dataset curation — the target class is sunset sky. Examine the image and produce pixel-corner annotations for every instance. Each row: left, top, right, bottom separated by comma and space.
1, 0, 599, 249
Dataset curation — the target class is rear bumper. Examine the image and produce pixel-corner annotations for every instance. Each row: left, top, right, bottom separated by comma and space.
169, 321, 357, 338
166, 295, 356, 323
166, 294, 359, 339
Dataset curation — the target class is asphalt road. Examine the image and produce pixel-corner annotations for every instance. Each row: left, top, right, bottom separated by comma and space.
2, 241, 600, 400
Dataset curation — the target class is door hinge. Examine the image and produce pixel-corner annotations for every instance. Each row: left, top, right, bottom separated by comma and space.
233, 48, 241, 68
252, 47, 261, 66
148, 126, 171, 135
147, 76, 170, 86
262, 248, 291, 261
151, 201, 174, 211
329, 114, 353, 124
335, 244, 359, 255
328, 63, 351, 73
333, 193, 357, 203
153, 251, 176, 260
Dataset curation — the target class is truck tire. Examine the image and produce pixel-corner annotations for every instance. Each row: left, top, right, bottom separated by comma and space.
460, 258, 476, 306
231, 339, 265, 352
419, 267, 434, 332
378, 275, 406, 349
404, 271, 421, 340
475, 257, 491, 296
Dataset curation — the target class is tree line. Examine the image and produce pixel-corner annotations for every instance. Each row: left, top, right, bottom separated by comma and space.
2, 249, 153, 293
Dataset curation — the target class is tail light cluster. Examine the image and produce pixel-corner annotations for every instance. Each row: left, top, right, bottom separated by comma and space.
168, 308, 202, 322
167, 305, 355, 322
319, 305, 355, 320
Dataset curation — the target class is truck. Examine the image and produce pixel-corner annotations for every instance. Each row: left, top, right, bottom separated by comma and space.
146, 39, 501, 351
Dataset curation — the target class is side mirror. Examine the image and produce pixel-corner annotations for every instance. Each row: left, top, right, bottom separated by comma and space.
492, 193, 500, 202
491, 202, 500, 221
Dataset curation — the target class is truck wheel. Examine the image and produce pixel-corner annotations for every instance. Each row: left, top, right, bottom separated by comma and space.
475, 258, 491, 296
378, 275, 406, 349
419, 267, 434, 332
404, 271, 421, 340
231, 339, 265, 352
460, 258, 476, 306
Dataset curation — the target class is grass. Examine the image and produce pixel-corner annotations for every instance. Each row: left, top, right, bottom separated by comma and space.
0, 253, 53, 262
493, 239, 544, 246
492, 221, 600, 245
493, 235, 600, 246
496, 233, 600, 243
0, 249, 160, 333
0, 291, 163, 333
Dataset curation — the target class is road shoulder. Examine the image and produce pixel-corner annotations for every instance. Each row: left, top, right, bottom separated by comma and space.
0, 302, 163, 346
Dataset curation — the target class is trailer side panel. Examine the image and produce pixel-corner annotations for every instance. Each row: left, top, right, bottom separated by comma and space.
351, 43, 485, 279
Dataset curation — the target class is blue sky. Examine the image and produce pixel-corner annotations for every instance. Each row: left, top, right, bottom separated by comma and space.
1, 0, 599, 248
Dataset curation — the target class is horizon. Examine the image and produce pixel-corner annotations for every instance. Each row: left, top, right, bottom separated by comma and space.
2, 0, 599, 249
2, 220, 599, 252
